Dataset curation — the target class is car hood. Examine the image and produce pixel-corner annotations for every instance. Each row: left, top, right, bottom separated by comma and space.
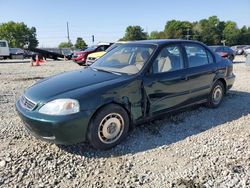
24, 67, 121, 102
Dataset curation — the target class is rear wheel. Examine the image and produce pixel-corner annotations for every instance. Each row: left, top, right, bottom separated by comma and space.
87, 104, 129, 150
205, 81, 225, 108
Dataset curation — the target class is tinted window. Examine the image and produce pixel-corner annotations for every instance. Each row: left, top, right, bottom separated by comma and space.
153, 45, 184, 73
103, 45, 110, 50
96, 46, 105, 52
0, 41, 7, 47
184, 44, 209, 67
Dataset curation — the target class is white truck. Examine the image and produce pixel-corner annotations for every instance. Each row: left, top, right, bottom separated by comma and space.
0, 40, 10, 59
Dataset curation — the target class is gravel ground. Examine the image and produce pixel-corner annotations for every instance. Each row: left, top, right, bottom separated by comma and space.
0, 57, 249, 188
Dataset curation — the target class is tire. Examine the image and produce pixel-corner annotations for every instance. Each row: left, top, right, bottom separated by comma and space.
205, 80, 225, 108
87, 104, 130, 150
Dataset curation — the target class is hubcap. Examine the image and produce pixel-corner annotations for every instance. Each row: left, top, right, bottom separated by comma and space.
212, 85, 223, 105
98, 113, 124, 144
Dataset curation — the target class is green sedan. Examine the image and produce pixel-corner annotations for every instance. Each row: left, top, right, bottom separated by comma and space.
16, 40, 235, 150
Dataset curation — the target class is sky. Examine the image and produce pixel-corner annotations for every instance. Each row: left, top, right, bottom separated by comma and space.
0, 0, 250, 47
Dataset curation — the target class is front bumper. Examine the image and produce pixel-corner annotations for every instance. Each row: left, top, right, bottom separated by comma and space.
72, 57, 86, 64
16, 99, 94, 145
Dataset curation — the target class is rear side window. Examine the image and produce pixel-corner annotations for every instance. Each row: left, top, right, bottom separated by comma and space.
0, 42, 7, 47
184, 44, 210, 67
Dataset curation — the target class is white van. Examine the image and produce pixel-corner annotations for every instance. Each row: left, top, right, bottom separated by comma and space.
0, 40, 10, 59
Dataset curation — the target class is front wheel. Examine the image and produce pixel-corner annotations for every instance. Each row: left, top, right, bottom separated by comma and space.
205, 81, 225, 108
87, 104, 130, 150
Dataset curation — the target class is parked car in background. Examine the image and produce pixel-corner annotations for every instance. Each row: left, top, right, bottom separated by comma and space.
9, 48, 24, 59
23, 50, 37, 59
231, 45, 250, 55
72, 42, 113, 66
16, 39, 235, 150
86, 41, 128, 66
60, 48, 73, 60
0, 40, 10, 59
209, 46, 235, 61
243, 46, 250, 56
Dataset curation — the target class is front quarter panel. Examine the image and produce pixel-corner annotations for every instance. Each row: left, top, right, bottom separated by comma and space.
53, 76, 143, 124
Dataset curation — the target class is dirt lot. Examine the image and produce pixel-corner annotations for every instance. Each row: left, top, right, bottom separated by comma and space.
0, 57, 249, 188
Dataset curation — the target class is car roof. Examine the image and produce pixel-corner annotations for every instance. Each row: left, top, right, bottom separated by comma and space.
123, 39, 205, 46
209, 45, 230, 48
97, 42, 113, 45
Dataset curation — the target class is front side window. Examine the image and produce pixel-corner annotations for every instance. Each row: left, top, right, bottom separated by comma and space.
92, 44, 155, 74
0, 42, 7, 47
184, 44, 209, 67
153, 45, 184, 74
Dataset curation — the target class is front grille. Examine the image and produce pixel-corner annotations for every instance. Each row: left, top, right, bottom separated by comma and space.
20, 95, 36, 111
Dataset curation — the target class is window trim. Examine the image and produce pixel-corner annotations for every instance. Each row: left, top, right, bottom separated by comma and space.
205, 48, 215, 64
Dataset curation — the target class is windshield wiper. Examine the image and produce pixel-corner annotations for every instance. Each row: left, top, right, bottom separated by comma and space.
91, 67, 121, 75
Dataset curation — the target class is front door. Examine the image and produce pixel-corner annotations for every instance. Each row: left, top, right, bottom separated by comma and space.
143, 44, 190, 116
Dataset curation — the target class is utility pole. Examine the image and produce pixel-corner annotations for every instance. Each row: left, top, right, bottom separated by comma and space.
67, 22, 71, 44
186, 28, 191, 40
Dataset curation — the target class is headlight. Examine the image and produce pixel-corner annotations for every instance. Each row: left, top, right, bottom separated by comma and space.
39, 99, 80, 115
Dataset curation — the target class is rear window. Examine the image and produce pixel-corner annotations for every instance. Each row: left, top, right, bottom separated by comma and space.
0, 41, 7, 47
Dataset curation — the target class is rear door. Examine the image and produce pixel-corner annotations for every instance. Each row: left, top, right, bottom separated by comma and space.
143, 44, 190, 115
183, 43, 217, 102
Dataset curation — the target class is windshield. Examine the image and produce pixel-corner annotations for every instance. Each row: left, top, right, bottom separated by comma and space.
91, 44, 155, 75
106, 43, 122, 52
84, 45, 98, 52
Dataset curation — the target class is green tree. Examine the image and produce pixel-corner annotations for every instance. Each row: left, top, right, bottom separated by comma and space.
237, 26, 250, 45
0, 21, 38, 48
58, 42, 73, 48
121, 26, 148, 41
164, 20, 193, 39
149, 31, 166, 39
75, 37, 87, 49
193, 16, 224, 45
222, 21, 240, 46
